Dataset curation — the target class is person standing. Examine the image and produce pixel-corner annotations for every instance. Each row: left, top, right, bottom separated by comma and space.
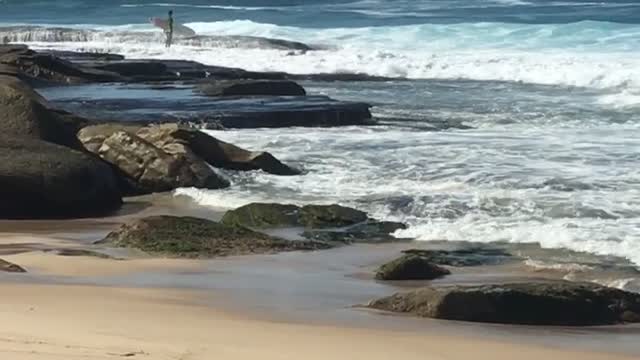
165, 10, 174, 48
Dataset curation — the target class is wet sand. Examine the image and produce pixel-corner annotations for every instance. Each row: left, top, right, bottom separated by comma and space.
0, 196, 639, 359
0, 283, 636, 360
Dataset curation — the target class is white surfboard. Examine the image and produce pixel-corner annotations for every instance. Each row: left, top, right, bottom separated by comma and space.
150, 17, 196, 37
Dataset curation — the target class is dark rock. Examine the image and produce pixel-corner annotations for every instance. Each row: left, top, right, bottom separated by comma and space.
136, 124, 300, 175
368, 282, 640, 326
0, 137, 122, 219
0, 46, 122, 83
300, 220, 407, 244
375, 255, 451, 280
221, 203, 370, 229
77, 127, 229, 194
299, 204, 368, 228
0, 76, 84, 149
91, 61, 168, 77
214, 101, 373, 128
39, 50, 125, 62
402, 248, 514, 267
0, 258, 26, 273
48, 92, 373, 129
198, 80, 306, 97
221, 203, 301, 228
221, 203, 405, 244
97, 216, 333, 258
49, 249, 117, 259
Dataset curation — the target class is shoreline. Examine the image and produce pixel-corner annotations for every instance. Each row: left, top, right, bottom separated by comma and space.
0, 209, 639, 357
0, 282, 637, 360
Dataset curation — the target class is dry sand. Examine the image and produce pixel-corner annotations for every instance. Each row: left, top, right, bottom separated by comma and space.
0, 283, 634, 360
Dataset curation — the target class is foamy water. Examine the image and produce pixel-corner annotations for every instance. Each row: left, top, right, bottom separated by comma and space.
4, 0, 640, 270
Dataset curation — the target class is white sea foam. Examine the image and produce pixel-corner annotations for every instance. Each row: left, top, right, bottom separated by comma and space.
168, 125, 640, 267
3, 19, 640, 92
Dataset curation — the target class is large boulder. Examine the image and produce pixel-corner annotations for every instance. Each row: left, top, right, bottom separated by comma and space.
97, 216, 333, 258
198, 80, 306, 97
78, 128, 229, 194
0, 137, 122, 219
375, 255, 450, 281
0, 76, 83, 149
367, 282, 640, 326
136, 124, 300, 175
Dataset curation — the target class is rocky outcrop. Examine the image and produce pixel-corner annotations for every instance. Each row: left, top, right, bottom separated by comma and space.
402, 248, 515, 267
0, 258, 26, 273
0, 75, 84, 149
98, 216, 333, 258
77, 126, 229, 194
221, 203, 406, 244
0, 44, 122, 84
0, 137, 122, 219
136, 124, 300, 175
77, 123, 299, 194
375, 255, 451, 280
198, 80, 306, 97
367, 282, 640, 326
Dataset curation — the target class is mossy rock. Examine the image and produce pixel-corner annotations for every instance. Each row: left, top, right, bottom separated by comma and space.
98, 215, 331, 258
375, 255, 450, 280
299, 204, 368, 228
220, 203, 301, 228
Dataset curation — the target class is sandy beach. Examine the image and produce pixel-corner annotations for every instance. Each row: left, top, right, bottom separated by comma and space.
0, 204, 638, 360
0, 282, 635, 360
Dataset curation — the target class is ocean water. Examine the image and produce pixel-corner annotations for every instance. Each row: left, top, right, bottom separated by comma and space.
3, 1, 640, 273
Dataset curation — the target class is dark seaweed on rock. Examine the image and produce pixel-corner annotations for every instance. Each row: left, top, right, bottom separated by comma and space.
98, 216, 333, 258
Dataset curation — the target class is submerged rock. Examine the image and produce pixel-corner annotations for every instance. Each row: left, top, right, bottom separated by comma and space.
375, 255, 451, 281
221, 203, 405, 244
98, 216, 332, 258
368, 282, 640, 326
402, 248, 514, 267
0, 137, 122, 219
301, 220, 407, 244
198, 80, 306, 97
0, 258, 26, 273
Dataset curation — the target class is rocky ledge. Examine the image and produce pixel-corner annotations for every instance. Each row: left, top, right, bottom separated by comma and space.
97, 216, 332, 258
368, 282, 640, 326
0, 72, 300, 218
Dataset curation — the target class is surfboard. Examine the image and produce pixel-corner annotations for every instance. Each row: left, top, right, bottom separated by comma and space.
150, 17, 196, 37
